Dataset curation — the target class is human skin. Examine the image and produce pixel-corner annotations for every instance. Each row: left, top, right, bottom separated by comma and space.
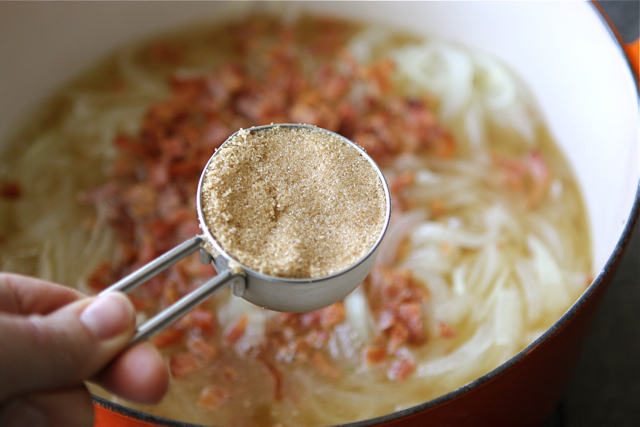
0, 273, 170, 427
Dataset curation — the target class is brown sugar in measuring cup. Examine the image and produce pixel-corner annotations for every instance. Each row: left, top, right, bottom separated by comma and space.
200, 125, 387, 279
101, 124, 391, 344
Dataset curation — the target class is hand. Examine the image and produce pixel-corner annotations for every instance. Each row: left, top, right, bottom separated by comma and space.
0, 273, 170, 427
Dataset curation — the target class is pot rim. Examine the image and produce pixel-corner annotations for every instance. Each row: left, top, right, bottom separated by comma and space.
92, 1, 640, 426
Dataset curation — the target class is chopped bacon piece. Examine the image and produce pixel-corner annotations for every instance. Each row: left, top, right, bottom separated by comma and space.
128, 295, 153, 311
387, 352, 416, 381
152, 329, 184, 349
197, 386, 230, 410
222, 367, 238, 381
435, 322, 457, 338
387, 323, 410, 354
311, 352, 341, 380
304, 329, 330, 349
396, 302, 425, 343
299, 302, 345, 330
259, 355, 284, 401
148, 41, 184, 65
86, 262, 115, 292
169, 353, 199, 378
362, 346, 387, 366
526, 150, 552, 208
179, 308, 217, 335
366, 266, 428, 354
493, 150, 552, 208
0, 180, 22, 200
430, 199, 447, 217
123, 183, 157, 219
187, 335, 218, 359
224, 315, 249, 344
388, 173, 415, 194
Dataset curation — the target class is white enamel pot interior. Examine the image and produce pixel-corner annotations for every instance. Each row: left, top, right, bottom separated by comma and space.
0, 2, 637, 426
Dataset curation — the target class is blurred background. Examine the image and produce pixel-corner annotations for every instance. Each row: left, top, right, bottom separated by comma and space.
544, 3, 640, 426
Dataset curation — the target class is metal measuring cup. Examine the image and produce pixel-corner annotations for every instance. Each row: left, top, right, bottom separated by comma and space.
100, 124, 391, 345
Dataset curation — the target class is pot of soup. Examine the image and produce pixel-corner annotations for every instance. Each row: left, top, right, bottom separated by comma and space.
0, 2, 637, 427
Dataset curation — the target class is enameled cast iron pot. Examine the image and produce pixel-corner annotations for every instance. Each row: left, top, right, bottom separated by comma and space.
0, 2, 638, 426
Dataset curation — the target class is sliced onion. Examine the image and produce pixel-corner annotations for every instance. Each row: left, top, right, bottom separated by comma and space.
377, 210, 426, 266
344, 284, 376, 344
416, 323, 493, 377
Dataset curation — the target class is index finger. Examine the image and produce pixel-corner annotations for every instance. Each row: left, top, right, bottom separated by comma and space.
0, 273, 85, 315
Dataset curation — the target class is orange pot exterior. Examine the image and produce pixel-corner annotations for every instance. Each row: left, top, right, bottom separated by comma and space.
94, 406, 161, 427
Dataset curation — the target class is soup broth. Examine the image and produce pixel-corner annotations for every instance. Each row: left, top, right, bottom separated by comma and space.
0, 12, 591, 427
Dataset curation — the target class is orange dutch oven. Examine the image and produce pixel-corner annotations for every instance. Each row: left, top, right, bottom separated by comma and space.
0, 1, 637, 427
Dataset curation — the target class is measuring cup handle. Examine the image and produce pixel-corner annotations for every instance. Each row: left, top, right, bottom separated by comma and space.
100, 235, 205, 295
130, 269, 244, 345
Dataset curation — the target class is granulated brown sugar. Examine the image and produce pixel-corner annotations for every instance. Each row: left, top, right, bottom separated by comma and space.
200, 125, 386, 279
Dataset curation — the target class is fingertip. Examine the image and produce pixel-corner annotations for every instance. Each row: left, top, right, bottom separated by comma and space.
79, 292, 135, 340
93, 342, 170, 404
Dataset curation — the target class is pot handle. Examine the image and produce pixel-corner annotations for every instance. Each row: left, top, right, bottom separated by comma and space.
624, 40, 639, 80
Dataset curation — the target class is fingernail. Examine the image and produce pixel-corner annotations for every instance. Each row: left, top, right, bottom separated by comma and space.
0, 400, 46, 427
80, 293, 134, 340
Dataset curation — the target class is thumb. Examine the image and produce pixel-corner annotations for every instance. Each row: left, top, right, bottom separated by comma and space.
0, 292, 135, 401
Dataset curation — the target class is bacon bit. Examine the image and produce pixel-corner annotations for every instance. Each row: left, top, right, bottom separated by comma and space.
387, 352, 416, 381
222, 367, 238, 381
319, 302, 345, 329
365, 59, 395, 96
370, 267, 417, 302
432, 131, 456, 159
430, 199, 447, 217
315, 64, 351, 101
187, 335, 218, 360
179, 308, 217, 335
387, 324, 410, 354
276, 340, 305, 363
526, 150, 552, 208
0, 181, 22, 200
493, 150, 552, 208
152, 328, 184, 349
388, 172, 416, 194
128, 295, 153, 311
169, 352, 199, 378
114, 134, 151, 157
304, 329, 330, 349
86, 262, 115, 292
367, 266, 429, 352
362, 346, 387, 366
224, 315, 249, 344
396, 302, 425, 343
197, 385, 230, 410
146, 217, 177, 242
259, 355, 284, 401
110, 156, 137, 180
137, 234, 157, 265
377, 310, 396, 332
300, 302, 345, 330
435, 322, 457, 338
161, 282, 179, 305
289, 95, 340, 132
123, 184, 157, 219
148, 41, 184, 65
311, 352, 341, 380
